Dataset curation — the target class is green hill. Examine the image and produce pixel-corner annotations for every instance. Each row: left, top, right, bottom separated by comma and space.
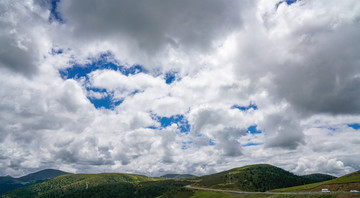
193, 164, 335, 192
161, 174, 197, 179
274, 170, 360, 192
2, 173, 193, 198
0, 169, 70, 195
2, 173, 158, 198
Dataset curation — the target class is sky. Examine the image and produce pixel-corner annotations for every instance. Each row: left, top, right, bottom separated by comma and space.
0, 0, 359, 177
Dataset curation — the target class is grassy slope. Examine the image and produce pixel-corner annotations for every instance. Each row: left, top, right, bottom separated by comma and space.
62, 180, 192, 198
194, 164, 332, 192
189, 190, 232, 198
186, 190, 360, 198
274, 170, 360, 192
2, 173, 157, 198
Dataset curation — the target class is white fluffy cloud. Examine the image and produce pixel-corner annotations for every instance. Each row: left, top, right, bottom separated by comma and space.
0, 0, 359, 177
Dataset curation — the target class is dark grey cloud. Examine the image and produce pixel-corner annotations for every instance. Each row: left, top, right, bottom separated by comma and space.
261, 112, 304, 150
231, 0, 360, 150
272, 24, 360, 115
0, 38, 39, 75
191, 109, 224, 133
58, 0, 245, 54
236, 1, 360, 116
54, 137, 115, 166
55, 149, 78, 164
216, 127, 244, 157
0, 1, 49, 76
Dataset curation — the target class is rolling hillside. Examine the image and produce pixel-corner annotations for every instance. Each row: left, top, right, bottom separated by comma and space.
2, 173, 193, 198
193, 164, 335, 192
2, 173, 159, 197
274, 170, 360, 192
0, 169, 70, 194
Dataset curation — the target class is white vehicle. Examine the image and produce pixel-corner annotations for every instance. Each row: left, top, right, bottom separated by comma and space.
321, 189, 330, 193
350, 190, 359, 193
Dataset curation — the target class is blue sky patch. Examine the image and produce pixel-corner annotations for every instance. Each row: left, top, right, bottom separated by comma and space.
247, 125, 262, 134
87, 88, 123, 109
151, 114, 191, 133
88, 94, 111, 109
147, 126, 158, 130
276, 0, 298, 9
315, 126, 337, 131
59, 53, 148, 110
59, 53, 147, 80
232, 102, 258, 111
348, 123, 360, 130
242, 143, 262, 147
327, 127, 337, 131
122, 65, 147, 76
181, 141, 193, 150
49, 0, 63, 23
285, 0, 297, 5
50, 48, 63, 55
89, 96, 123, 110
58, 52, 151, 110
209, 139, 216, 146
164, 72, 177, 84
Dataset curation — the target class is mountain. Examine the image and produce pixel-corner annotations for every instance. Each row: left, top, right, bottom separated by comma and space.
193, 164, 336, 192
0, 176, 24, 195
274, 170, 360, 192
18, 169, 70, 182
2, 173, 160, 197
161, 174, 197, 179
0, 169, 70, 195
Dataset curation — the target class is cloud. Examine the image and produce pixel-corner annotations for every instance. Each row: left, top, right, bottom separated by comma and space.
235, 0, 360, 115
261, 111, 305, 150
0, 1, 51, 76
58, 0, 244, 52
48, 0, 248, 72
294, 156, 354, 176
0, 0, 360, 178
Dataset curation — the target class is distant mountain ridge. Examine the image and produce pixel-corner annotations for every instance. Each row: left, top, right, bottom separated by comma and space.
0, 169, 70, 195
18, 169, 70, 182
161, 174, 197, 179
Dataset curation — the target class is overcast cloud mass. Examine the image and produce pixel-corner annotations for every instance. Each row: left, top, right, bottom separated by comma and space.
0, 0, 360, 177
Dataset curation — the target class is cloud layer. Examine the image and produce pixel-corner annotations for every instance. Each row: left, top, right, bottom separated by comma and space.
0, 0, 359, 177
